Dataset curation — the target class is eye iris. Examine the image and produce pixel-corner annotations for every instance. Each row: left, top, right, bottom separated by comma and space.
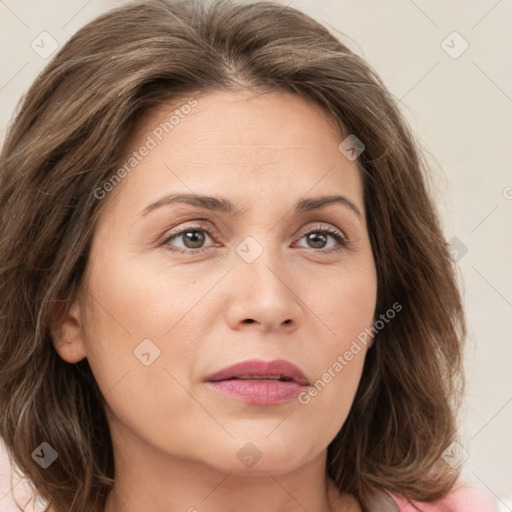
307, 232, 327, 249
183, 230, 205, 248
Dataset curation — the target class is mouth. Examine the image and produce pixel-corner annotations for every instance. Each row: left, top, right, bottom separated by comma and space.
204, 359, 310, 405
224, 376, 295, 382
204, 358, 310, 386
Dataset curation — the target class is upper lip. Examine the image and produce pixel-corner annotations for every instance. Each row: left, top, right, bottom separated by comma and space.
205, 359, 310, 386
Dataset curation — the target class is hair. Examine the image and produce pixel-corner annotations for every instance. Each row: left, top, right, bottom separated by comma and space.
0, 0, 466, 511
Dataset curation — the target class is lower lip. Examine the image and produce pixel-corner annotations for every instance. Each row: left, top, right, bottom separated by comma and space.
205, 379, 309, 405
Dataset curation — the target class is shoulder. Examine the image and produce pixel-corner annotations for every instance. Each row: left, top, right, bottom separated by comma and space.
390, 485, 495, 512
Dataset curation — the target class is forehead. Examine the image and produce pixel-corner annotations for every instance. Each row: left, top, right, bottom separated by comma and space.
133, 88, 344, 147
103, 89, 364, 219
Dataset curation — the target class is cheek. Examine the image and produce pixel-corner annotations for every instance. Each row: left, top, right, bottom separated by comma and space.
80, 247, 213, 398
302, 257, 376, 414
319, 258, 377, 343
80, 262, 197, 441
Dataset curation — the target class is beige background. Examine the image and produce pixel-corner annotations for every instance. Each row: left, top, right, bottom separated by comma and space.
1, 1, 511, 510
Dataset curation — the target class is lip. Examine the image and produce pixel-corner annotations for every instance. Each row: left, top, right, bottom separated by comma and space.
204, 358, 310, 405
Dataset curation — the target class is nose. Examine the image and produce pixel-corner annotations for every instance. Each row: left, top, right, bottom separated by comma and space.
225, 244, 302, 333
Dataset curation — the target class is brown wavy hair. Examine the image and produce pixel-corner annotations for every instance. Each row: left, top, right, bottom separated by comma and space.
0, 0, 465, 510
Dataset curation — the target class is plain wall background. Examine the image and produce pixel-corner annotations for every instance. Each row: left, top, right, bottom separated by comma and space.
1, 1, 511, 510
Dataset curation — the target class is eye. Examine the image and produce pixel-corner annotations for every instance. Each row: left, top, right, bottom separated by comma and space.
162, 222, 216, 254
161, 222, 348, 254
295, 225, 348, 253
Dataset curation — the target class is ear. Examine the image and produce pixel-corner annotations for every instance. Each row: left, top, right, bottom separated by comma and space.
49, 299, 87, 363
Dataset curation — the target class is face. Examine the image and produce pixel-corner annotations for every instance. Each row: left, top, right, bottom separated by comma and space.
54, 89, 377, 476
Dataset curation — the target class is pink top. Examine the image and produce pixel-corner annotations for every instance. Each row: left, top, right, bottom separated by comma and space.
391, 486, 496, 511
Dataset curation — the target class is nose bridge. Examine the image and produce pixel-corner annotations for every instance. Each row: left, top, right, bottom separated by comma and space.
236, 230, 269, 264
230, 230, 302, 330
235, 231, 286, 290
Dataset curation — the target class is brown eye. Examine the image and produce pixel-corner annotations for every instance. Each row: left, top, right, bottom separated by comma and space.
296, 227, 348, 252
180, 229, 207, 249
163, 225, 215, 253
305, 231, 329, 249
162, 223, 348, 255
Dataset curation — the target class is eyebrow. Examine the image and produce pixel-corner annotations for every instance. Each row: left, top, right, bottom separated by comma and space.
140, 193, 363, 221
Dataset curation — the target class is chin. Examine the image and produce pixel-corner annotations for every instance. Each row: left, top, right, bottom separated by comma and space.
214, 439, 315, 476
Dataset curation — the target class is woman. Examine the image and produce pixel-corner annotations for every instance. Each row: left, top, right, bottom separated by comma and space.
0, 0, 488, 511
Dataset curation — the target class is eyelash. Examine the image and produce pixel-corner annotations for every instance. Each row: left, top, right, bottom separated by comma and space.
161, 221, 349, 255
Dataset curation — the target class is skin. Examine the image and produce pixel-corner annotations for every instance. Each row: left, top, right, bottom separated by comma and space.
51, 89, 378, 512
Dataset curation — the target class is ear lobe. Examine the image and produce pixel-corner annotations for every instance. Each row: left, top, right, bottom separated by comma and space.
49, 300, 87, 363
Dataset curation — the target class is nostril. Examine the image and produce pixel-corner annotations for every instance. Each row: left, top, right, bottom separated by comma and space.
244, 319, 256, 323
